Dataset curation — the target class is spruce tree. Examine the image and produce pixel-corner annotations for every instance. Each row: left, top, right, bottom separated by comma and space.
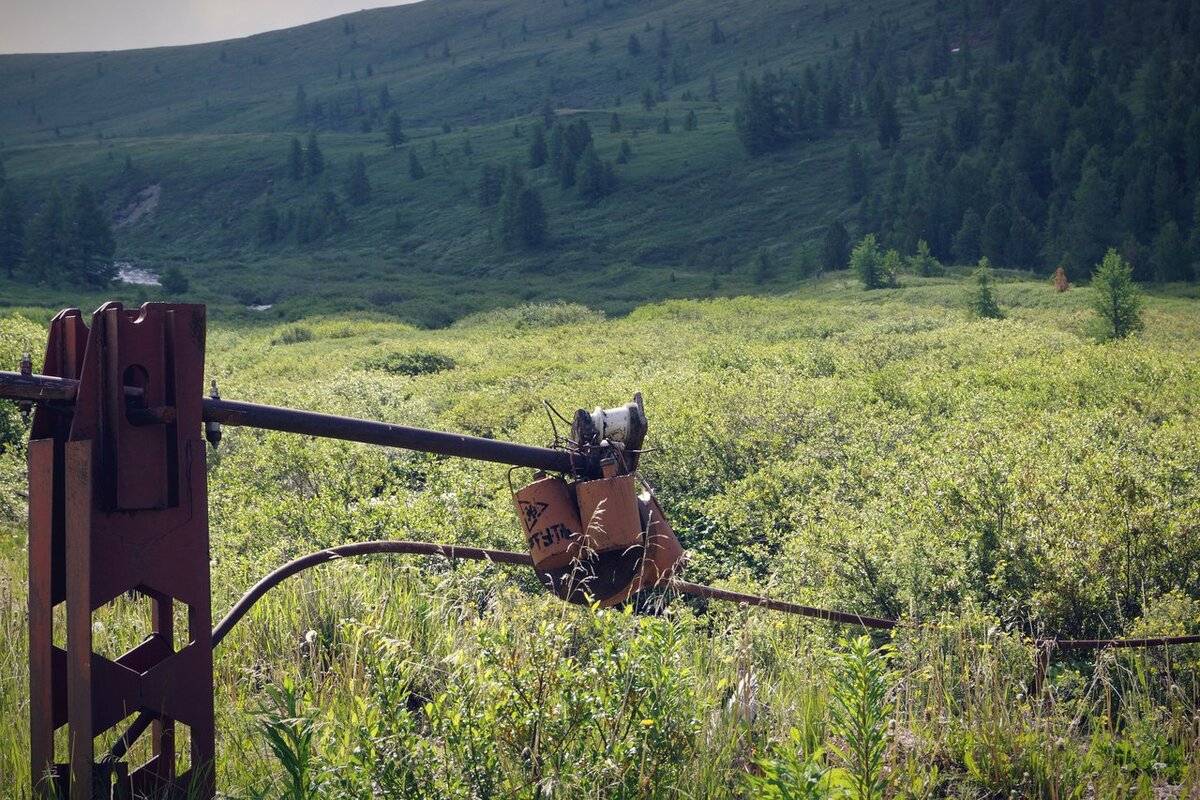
160, 266, 189, 294
1064, 165, 1114, 273
0, 187, 23, 280
345, 154, 371, 206
387, 112, 405, 149
517, 188, 548, 247
967, 258, 1003, 319
822, 220, 850, 271
478, 163, 503, 207
752, 248, 773, 283
734, 75, 786, 155
529, 124, 547, 168
305, 132, 325, 180
577, 144, 609, 203
954, 209, 983, 263
710, 19, 726, 45
845, 142, 867, 202
909, 239, 941, 276
1152, 221, 1192, 282
28, 190, 65, 284
65, 184, 116, 287
408, 149, 425, 180
850, 233, 885, 289
877, 97, 901, 148
981, 203, 1011, 266
1091, 248, 1142, 339
288, 138, 304, 180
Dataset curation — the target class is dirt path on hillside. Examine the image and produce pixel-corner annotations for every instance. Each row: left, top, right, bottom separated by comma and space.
115, 183, 161, 227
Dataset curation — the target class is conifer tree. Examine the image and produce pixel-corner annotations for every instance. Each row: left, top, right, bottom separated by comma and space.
981, 203, 1011, 266
64, 184, 115, 287
478, 163, 503, 207
909, 239, 941, 276
734, 76, 786, 155
752, 248, 773, 283
1064, 165, 1113, 273
628, 33, 642, 56
517, 188, 547, 247
408, 149, 425, 180
617, 139, 632, 164
967, 258, 1003, 319
387, 112, 405, 149
160, 266, 189, 294
822, 220, 850, 271
1152, 221, 1192, 282
345, 154, 371, 206
0, 187, 23, 280
657, 23, 671, 59
845, 142, 867, 202
28, 189, 65, 284
256, 201, 280, 244
954, 209, 983, 263
294, 85, 308, 124
1091, 248, 1142, 339
710, 19, 726, 45
288, 137, 304, 180
577, 143, 609, 203
305, 131, 325, 180
851, 233, 885, 289
877, 97, 901, 148
529, 124, 547, 168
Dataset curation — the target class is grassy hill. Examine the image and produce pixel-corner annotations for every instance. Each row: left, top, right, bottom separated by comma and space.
0, 0, 973, 323
2, 0, 1197, 324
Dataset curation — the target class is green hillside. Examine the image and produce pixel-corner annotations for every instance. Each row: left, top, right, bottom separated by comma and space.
0, 0, 1197, 326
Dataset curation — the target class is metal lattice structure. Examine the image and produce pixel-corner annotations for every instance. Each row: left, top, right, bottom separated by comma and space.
28, 303, 214, 799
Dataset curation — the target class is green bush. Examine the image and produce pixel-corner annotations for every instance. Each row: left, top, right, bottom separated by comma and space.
272, 324, 314, 345
360, 350, 456, 376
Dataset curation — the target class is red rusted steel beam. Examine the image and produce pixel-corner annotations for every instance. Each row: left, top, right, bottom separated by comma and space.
27, 303, 216, 800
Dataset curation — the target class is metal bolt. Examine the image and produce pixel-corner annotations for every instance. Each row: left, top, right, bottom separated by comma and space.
205, 379, 222, 449
17, 353, 32, 423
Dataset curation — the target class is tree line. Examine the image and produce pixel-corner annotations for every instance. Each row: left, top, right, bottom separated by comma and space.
0, 165, 116, 287
737, 0, 1200, 282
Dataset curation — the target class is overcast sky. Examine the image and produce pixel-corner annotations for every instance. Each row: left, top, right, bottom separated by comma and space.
0, 1, 422, 55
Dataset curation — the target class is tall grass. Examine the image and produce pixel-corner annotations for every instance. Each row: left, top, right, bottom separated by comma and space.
1, 278, 1199, 796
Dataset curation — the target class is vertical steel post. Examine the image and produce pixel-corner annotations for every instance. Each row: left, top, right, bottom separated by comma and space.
28, 303, 215, 799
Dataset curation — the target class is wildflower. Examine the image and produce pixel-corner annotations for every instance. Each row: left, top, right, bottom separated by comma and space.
641, 719, 655, 728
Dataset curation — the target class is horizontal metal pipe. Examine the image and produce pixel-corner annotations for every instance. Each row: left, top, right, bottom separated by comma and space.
0, 370, 587, 475
1039, 634, 1200, 651
0, 370, 78, 402
204, 397, 585, 474
670, 580, 898, 629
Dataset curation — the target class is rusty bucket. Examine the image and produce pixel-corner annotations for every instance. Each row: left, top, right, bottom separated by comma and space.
633, 487, 684, 590
513, 474, 584, 569
575, 472, 643, 556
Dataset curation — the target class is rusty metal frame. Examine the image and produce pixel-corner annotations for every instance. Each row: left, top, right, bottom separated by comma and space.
28, 303, 214, 800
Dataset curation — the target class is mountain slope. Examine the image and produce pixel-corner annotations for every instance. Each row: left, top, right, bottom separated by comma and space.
0, 0, 1197, 324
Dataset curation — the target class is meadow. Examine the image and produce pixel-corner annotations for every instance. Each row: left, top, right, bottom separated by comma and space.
2, 272, 1200, 797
